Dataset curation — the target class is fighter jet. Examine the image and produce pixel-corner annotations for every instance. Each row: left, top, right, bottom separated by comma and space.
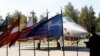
22, 16, 88, 49
63, 16, 88, 37
58, 17, 89, 48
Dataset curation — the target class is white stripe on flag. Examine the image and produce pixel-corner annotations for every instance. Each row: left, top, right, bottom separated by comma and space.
10, 27, 18, 34
26, 18, 33, 27
0, 32, 3, 35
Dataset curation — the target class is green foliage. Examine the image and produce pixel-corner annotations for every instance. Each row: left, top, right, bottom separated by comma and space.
63, 2, 100, 32
96, 13, 100, 32
64, 2, 79, 23
6, 10, 27, 30
88, 6, 96, 32
2, 2, 100, 32
78, 6, 96, 32
78, 6, 89, 28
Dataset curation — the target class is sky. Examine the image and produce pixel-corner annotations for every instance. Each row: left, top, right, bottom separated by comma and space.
0, 0, 100, 19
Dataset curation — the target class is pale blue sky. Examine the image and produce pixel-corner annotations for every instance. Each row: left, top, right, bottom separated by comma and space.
0, 0, 100, 19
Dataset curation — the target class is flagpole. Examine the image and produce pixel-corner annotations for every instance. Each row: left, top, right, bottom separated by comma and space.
76, 38, 79, 56
6, 16, 9, 56
33, 39, 36, 56
18, 13, 21, 56
48, 38, 50, 56
31, 11, 36, 56
47, 9, 50, 56
61, 7, 65, 56
18, 41, 21, 56
6, 45, 8, 56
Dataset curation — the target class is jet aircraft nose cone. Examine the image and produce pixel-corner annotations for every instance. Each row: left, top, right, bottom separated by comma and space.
63, 16, 89, 37
63, 23, 88, 37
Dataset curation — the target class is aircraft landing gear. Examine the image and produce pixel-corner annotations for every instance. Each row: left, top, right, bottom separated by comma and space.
57, 41, 61, 49
37, 43, 40, 49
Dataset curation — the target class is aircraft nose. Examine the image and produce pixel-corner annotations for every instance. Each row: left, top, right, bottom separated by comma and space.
64, 26, 88, 37
73, 27, 87, 33
70, 27, 88, 37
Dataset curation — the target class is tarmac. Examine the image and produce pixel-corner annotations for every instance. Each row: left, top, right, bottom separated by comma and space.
0, 45, 89, 56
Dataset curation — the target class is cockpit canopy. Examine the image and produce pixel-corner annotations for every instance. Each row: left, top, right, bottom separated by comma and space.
63, 16, 74, 23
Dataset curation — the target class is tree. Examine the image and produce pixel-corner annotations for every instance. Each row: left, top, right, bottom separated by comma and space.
6, 13, 13, 25
96, 13, 100, 32
79, 6, 96, 32
88, 6, 96, 32
8, 11, 27, 30
79, 6, 89, 31
64, 2, 79, 23
30, 11, 38, 24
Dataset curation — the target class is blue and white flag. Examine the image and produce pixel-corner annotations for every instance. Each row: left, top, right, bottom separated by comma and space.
27, 14, 63, 37
0, 18, 8, 32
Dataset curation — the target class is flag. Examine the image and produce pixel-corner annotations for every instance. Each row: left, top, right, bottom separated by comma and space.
0, 18, 20, 47
19, 17, 48, 38
9, 18, 34, 45
27, 14, 63, 37
9, 17, 42, 46
9, 17, 48, 46
0, 18, 8, 33
0, 18, 8, 41
7, 21, 19, 47
19, 18, 34, 39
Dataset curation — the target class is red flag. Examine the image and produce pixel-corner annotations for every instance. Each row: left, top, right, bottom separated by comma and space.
19, 18, 48, 40
9, 18, 33, 46
20, 18, 34, 39
0, 19, 20, 47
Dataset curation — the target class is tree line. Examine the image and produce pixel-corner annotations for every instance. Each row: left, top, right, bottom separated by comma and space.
0, 2, 100, 32
64, 2, 100, 32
